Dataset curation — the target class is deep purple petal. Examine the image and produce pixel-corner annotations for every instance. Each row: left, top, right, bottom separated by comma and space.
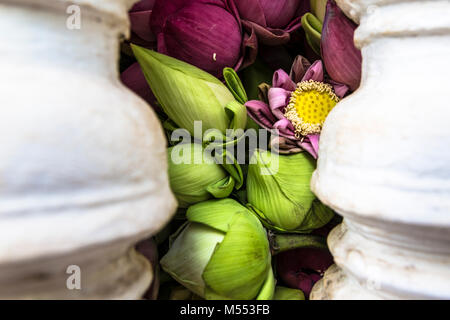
276, 247, 334, 298
289, 55, 312, 84
321, 0, 362, 91
130, 0, 156, 12
129, 11, 155, 43
233, 0, 267, 26
151, 0, 243, 78
120, 62, 158, 109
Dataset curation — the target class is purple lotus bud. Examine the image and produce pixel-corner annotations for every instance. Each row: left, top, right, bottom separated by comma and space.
151, 0, 244, 78
120, 62, 160, 111
129, 0, 157, 49
233, 0, 309, 45
136, 237, 160, 300
276, 247, 334, 298
236, 0, 306, 29
321, 0, 362, 91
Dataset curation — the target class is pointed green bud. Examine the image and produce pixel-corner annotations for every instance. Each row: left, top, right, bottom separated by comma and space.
160, 199, 273, 300
247, 150, 334, 232
168, 143, 240, 208
131, 45, 247, 137
301, 13, 323, 56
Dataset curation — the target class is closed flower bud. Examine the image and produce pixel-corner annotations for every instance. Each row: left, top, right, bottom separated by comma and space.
160, 199, 275, 300
151, 0, 244, 78
128, 0, 157, 49
234, 0, 309, 45
247, 149, 334, 232
132, 45, 247, 137
168, 143, 242, 208
321, 0, 362, 91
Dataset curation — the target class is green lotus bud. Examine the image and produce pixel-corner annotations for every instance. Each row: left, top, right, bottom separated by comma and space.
160, 199, 275, 300
168, 143, 242, 208
273, 286, 305, 300
131, 45, 247, 138
247, 149, 334, 232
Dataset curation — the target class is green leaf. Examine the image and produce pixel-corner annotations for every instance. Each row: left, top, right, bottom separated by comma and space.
301, 13, 323, 56
206, 176, 236, 199
225, 100, 248, 132
223, 67, 248, 104
255, 266, 276, 300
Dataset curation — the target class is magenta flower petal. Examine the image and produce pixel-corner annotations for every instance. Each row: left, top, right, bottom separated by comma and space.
301, 60, 324, 82
329, 79, 350, 98
131, 0, 155, 11
129, 11, 155, 43
128, 0, 156, 48
120, 62, 158, 109
233, 0, 267, 26
136, 237, 159, 300
276, 247, 334, 298
245, 100, 278, 130
305, 134, 320, 159
235, 0, 309, 45
258, 0, 303, 29
268, 87, 291, 116
151, 0, 245, 78
321, 0, 362, 91
272, 69, 296, 91
273, 118, 296, 138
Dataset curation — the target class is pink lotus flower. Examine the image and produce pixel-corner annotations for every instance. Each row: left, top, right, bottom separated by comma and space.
128, 0, 157, 49
233, 0, 310, 45
245, 56, 348, 158
150, 0, 257, 78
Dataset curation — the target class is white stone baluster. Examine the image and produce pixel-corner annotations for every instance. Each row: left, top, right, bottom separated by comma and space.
0, 0, 176, 299
310, 0, 450, 299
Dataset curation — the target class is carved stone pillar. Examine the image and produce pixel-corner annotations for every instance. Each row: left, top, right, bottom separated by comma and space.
310, 0, 450, 299
0, 0, 176, 299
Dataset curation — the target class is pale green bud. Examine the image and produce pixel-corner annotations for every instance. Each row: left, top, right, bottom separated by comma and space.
247, 149, 334, 232
131, 45, 247, 137
160, 199, 274, 300
168, 143, 241, 208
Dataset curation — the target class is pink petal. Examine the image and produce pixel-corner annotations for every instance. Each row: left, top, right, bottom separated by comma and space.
301, 60, 324, 82
273, 118, 296, 138
297, 134, 320, 159
245, 100, 277, 129
268, 87, 291, 109
329, 80, 350, 98
273, 69, 296, 91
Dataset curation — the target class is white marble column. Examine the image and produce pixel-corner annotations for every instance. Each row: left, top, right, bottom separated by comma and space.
0, 0, 176, 299
310, 0, 450, 299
